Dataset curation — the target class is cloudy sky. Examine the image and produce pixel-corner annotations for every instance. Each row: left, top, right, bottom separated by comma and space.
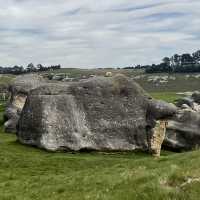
0, 0, 200, 68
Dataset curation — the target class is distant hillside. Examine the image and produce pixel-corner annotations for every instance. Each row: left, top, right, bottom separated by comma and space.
1, 69, 200, 103
42, 68, 200, 93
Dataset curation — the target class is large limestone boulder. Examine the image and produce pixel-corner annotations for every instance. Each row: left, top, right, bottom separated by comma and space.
4, 74, 45, 133
164, 110, 200, 151
163, 91, 200, 151
17, 74, 176, 152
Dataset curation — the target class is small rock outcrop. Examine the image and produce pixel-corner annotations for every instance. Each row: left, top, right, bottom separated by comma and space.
192, 91, 200, 104
4, 74, 45, 133
17, 74, 176, 152
164, 110, 200, 151
164, 92, 200, 151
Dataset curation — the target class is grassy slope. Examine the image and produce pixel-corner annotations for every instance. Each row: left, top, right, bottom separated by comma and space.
45, 68, 144, 79
0, 103, 200, 200
46, 68, 200, 92
135, 73, 200, 92
43, 69, 200, 103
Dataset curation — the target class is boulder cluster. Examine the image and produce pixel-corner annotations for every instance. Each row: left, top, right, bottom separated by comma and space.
3, 74, 200, 155
164, 92, 200, 151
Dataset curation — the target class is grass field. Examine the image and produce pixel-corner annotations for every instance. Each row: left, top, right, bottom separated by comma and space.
43, 68, 200, 93
150, 92, 182, 103
135, 73, 200, 93
45, 68, 143, 79
0, 71, 200, 199
0, 74, 15, 87
1, 101, 200, 200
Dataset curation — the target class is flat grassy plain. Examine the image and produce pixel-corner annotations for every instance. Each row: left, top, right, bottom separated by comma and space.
0, 71, 200, 199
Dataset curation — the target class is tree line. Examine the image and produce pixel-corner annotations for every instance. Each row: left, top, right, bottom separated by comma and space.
144, 50, 200, 73
0, 63, 61, 75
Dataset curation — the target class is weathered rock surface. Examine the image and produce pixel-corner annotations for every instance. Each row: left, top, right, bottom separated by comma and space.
175, 97, 194, 108
164, 110, 200, 151
175, 91, 200, 112
17, 74, 176, 152
4, 74, 45, 133
164, 92, 200, 151
192, 91, 200, 104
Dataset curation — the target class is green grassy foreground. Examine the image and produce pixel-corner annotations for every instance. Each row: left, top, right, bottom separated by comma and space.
0, 102, 200, 200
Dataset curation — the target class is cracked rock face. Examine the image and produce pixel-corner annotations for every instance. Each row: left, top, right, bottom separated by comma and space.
4, 74, 45, 133
17, 74, 176, 152
164, 110, 200, 151
163, 92, 200, 151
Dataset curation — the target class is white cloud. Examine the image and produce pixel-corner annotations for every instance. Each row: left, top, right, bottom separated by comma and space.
0, 0, 199, 67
